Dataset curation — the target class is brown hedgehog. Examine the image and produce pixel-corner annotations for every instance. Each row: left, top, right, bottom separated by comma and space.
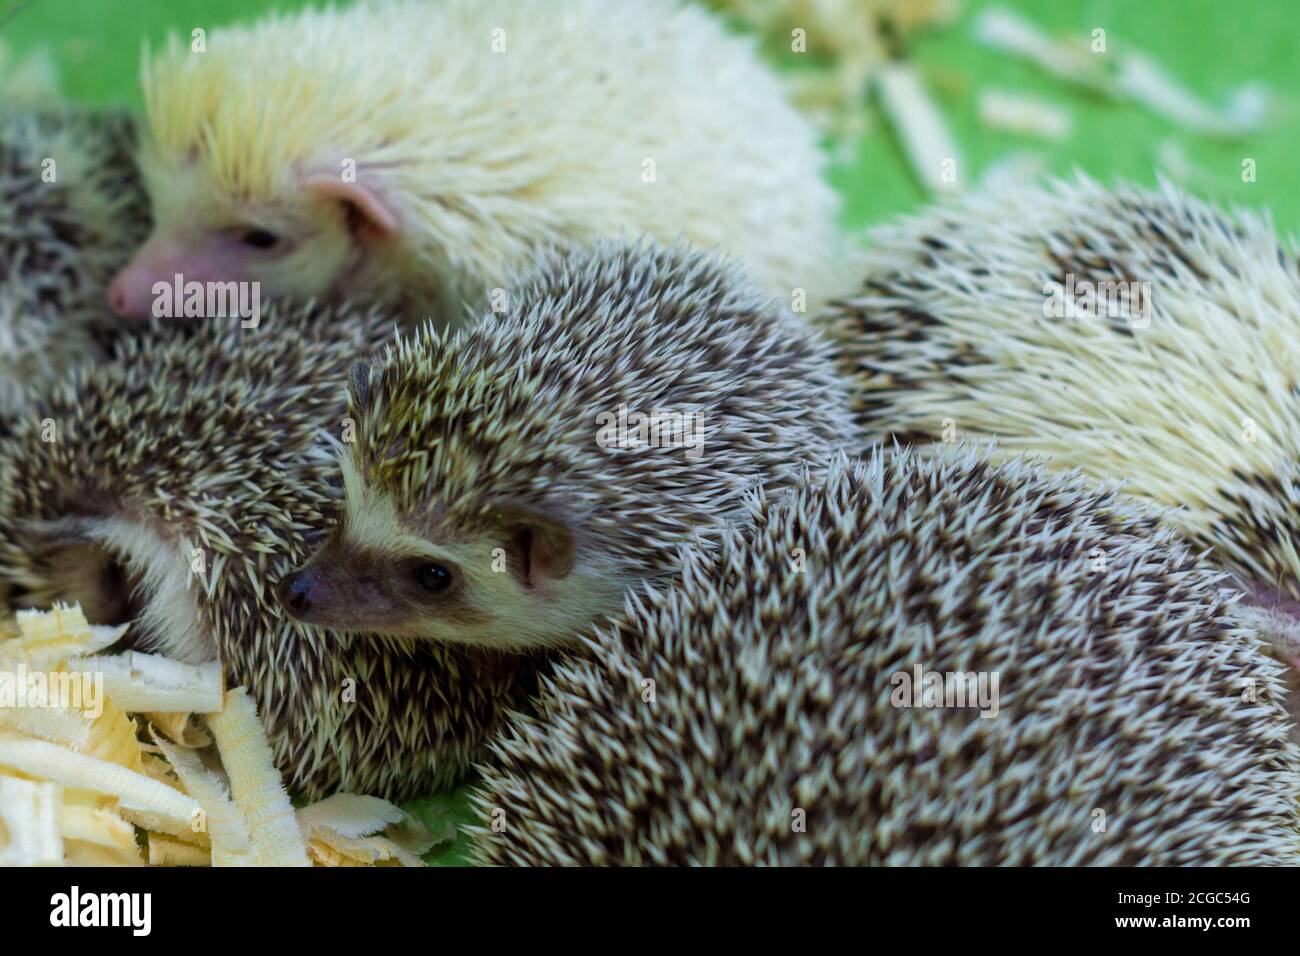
277, 240, 855, 651
470, 448, 1300, 865
0, 301, 546, 799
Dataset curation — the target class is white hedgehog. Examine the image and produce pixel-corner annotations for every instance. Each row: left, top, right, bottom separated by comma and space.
818, 175, 1300, 674
471, 448, 1300, 866
108, 0, 848, 325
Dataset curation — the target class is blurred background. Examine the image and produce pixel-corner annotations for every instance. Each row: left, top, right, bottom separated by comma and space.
2, 0, 1298, 228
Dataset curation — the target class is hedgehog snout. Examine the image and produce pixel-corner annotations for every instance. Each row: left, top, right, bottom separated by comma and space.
108, 230, 260, 320
276, 570, 315, 619
107, 234, 182, 319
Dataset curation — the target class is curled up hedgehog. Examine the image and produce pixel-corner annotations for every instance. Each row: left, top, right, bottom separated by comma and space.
0, 109, 150, 426
107, 0, 849, 326
470, 447, 1300, 866
276, 239, 854, 649
0, 301, 527, 800
0, 240, 852, 797
817, 175, 1300, 687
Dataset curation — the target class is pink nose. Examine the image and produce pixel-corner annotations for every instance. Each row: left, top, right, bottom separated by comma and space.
107, 268, 148, 318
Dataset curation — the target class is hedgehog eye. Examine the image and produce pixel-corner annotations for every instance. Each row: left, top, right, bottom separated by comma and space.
241, 228, 280, 250
413, 563, 453, 593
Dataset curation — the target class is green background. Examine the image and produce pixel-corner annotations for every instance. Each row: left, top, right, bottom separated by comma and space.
4, 0, 1297, 228
3, 0, 1295, 863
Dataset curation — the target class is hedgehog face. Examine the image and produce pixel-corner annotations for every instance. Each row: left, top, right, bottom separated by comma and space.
108, 155, 395, 319
276, 529, 488, 641
276, 456, 628, 650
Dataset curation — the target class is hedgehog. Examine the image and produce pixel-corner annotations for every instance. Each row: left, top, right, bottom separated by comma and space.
0, 300, 548, 800
107, 0, 848, 327
469, 447, 1300, 866
816, 175, 1300, 674
276, 239, 855, 651
0, 108, 150, 426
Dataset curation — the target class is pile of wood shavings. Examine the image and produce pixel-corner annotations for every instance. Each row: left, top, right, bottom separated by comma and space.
0, 604, 439, 866
711, 1, 1273, 196
707, 0, 961, 147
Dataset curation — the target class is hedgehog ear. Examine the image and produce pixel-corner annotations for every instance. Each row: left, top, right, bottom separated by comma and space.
304, 174, 399, 241
494, 506, 575, 589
